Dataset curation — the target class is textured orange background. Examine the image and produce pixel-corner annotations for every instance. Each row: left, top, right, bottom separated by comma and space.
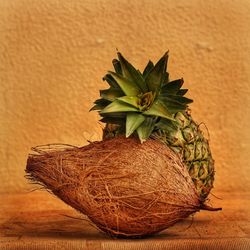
0, 0, 250, 193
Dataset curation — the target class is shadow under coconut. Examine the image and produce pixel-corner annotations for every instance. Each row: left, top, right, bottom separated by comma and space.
1, 209, 201, 240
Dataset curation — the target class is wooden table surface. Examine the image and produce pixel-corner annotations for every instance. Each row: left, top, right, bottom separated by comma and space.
1, 191, 250, 250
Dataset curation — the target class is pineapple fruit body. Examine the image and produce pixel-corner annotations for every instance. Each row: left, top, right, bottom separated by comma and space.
151, 111, 214, 200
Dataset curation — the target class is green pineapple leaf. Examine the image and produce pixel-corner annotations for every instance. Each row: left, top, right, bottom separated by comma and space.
100, 112, 126, 124
103, 74, 121, 89
174, 96, 193, 104
100, 116, 125, 125
101, 100, 138, 113
137, 117, 156, 143
161, 78, 184, 95
100, 112, 126, 119
112, 59, 122, 75
143, 60, 154, 78
145, 52, 168, 93
155, 118, 178, 131
143, 99, 175, 120
108, 71, 141, 96
117, 96, 140, 108
158, 97, 187, 113
177, 89, 188, 96
164, 95, 193, 105
90, 98, 111, 111
117, 52, 148, 92
163, 71, 170, 84
100, 88, 124, 101
126, 113, 145, 137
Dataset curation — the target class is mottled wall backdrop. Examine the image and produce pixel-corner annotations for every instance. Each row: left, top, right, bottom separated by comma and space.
1, 0, 250, 193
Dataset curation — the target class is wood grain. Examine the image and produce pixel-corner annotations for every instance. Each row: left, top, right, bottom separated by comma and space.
0, 191, 249, 249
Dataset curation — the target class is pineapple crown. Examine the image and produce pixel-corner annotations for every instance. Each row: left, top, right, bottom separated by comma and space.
91, 51, 193, 142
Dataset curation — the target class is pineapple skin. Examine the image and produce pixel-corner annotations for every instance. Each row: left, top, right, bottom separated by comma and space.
152, 111, 214, 200
103, 111, 214, 201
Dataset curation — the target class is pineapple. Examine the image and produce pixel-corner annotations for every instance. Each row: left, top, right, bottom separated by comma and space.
91, 52, 214, 200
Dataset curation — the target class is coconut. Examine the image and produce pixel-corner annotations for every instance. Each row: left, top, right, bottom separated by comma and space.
26, 136, 221, 238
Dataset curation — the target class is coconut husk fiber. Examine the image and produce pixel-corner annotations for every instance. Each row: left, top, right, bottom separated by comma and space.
26, 136, 221, 238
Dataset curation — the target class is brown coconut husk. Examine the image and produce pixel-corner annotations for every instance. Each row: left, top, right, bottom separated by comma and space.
26, 136, 221, 238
